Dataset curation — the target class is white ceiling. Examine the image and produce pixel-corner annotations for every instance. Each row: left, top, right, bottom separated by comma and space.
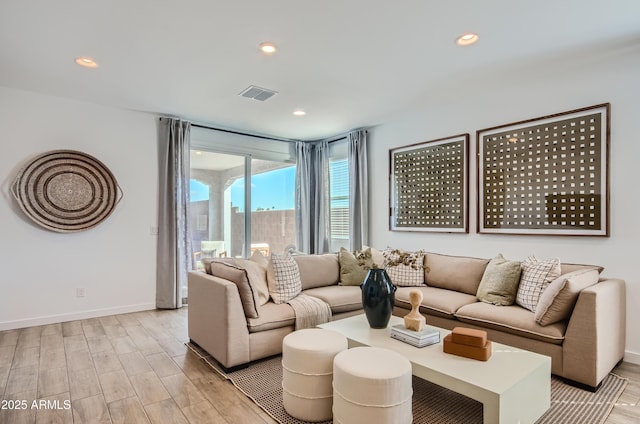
1, 1, 639, 141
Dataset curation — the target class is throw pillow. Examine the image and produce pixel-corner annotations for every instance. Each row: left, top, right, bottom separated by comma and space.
338, 247, 372, 286
247, 250, 269, 306
515, 256, 561, 312
203, 254, 270, 306
201, 257, 234, 274
535, 268, 599, 326
267, 253, 302, 304
209, 262, 260, 318
364, 245, 385, 269
383, 248, 425, 287
476, 254, 522, 306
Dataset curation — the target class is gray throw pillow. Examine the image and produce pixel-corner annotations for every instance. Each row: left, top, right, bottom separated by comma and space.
476, 254, 522, 306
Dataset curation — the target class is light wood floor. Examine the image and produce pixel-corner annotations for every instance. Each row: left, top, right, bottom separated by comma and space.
0, 308, 638, 424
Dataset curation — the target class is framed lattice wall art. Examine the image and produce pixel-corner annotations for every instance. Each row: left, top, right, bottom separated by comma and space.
390, 134, 469, 232
477, 103, 610, 236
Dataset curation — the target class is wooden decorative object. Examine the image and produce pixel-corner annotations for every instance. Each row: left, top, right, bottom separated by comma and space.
477, 103, 610, 236
390, 134, 469, 233
403, 289, 426, 331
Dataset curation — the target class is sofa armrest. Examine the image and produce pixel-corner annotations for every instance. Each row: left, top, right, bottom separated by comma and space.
187, 271, 251, 369
563, 278, 626, 388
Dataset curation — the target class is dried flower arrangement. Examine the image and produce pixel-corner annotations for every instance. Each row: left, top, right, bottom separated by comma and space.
356, 247, 430, 272
354, 248, 380, 270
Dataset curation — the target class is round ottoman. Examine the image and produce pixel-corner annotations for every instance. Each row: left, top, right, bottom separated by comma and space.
333, 346, 413, 424
282, 328, 348, 422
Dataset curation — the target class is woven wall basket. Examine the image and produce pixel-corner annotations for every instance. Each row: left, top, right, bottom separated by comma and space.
11, 150, 122, 233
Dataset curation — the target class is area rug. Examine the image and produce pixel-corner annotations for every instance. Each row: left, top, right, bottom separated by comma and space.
186, 343, 626, 424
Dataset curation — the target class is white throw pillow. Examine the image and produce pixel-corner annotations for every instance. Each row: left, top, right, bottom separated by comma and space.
516, 256, 561, 312
267, 253, 302, 304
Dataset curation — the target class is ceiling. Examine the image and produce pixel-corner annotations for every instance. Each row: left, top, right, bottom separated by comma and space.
1, 1, 639, 141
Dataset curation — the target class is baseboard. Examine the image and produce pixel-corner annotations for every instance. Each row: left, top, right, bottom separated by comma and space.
624, 350, 640, 365
0, 303, 156, 331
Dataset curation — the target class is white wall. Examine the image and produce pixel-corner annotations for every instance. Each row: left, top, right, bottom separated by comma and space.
368, 42, 640, 363
0, 87, 158, 330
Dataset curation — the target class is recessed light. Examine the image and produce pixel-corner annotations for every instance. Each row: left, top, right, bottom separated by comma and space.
293, 110, 306, 116
195, 151, 202, 155
75, 56, 99, 68
456, 33, 479, 46
259, 42, 277, 54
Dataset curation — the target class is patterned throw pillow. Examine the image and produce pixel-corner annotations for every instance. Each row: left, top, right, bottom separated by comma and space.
383, 248, 425, 287
516, 256, 561, 312
267, 253, 302, 304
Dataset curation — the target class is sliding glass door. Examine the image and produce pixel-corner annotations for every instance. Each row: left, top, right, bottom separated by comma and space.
250, 158, 296, 257
189, 150, 296, 268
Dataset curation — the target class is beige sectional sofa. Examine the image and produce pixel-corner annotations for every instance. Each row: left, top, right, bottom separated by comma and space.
187, 251, 626, 389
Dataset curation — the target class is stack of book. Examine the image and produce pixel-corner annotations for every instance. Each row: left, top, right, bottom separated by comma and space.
390, 324, 440, 348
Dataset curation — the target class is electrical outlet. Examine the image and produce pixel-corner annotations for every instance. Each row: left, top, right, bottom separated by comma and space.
76, 288, 85, 297
150, 226, 159, 235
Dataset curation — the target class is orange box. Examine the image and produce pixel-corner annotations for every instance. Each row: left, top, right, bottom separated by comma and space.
443, 334, 492, 361
451, 327, 487, 348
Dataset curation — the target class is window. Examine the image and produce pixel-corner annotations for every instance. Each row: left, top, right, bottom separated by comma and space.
329, 140, 350, 252
329, 159, 349, 251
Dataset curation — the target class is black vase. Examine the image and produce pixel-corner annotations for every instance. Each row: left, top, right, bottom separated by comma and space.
360, 268, 396, 329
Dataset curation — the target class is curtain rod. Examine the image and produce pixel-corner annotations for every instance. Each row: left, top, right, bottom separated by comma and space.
161, 117, 356, 144
327, 136, 346, 144
190, 122, 294, 143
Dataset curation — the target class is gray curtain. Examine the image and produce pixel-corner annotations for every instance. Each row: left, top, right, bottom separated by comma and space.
348, 130, 369, 250
295, 140, 330, 254
157, 118, 192, 309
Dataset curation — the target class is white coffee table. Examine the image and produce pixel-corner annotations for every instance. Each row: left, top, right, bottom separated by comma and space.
319, 314, 550, 424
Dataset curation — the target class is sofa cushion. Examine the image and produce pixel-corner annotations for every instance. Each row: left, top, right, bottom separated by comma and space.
560, 263, 604, 275
383, 248, 426, 287
303, 286, 362, 314
455, 302, 566, 345
535, 269, 599, 326
516, 256, 561, 312
267, 253, 302, 304
395, 287, 478, 319
295, 253, 340, 290
424, 253, 489, 295
209, 261, 260, 318
246, 302, 295, 333
476, 254, 522, 306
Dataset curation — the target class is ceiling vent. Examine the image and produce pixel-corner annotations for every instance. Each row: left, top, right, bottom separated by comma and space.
239, 85, 278, 102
